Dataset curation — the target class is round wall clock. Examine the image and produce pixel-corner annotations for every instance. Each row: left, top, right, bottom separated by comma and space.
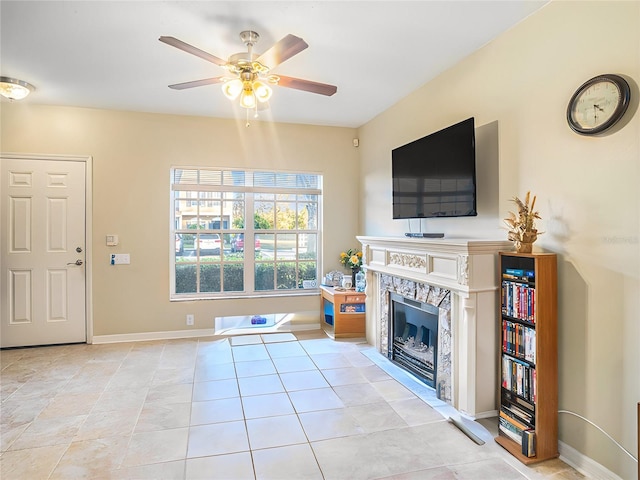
566, 74, 631, 136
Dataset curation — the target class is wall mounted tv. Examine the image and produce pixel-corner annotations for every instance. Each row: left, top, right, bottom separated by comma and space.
392, 117, 477, 220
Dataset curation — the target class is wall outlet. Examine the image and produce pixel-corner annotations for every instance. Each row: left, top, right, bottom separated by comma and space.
186, 314, 194, 326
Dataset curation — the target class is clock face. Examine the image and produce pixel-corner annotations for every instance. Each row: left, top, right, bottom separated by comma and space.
567, 74, 631, 135
570, 80, 620, 129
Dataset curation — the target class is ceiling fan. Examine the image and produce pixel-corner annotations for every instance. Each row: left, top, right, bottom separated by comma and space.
159, 31, 337, 112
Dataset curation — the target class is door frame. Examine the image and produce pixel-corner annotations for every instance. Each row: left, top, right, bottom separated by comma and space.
1, 152, 94, 343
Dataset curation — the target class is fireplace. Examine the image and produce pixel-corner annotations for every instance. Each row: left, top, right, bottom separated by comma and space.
389, 292, 439, 388
357, 235, 511, 418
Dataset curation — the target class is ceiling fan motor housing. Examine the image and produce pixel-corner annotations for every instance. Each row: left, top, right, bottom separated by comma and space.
239, 30, 260, 46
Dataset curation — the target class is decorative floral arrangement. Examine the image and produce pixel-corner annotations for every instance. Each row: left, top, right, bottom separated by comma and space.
504, 191, 542, 253
340, 248, 363, 270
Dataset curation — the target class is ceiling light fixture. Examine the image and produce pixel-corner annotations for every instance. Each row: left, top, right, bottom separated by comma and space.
0, 77, 35, 100
219, 33, 275, 125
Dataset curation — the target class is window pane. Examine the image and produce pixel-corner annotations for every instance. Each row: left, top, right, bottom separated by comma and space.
199, 169, 222, 186
300, 261, 317, 283
254, 171, 276, 188
175, 234, 184, 256
298, 197, 318, 229
302, 175, 319, 189
198, 233, 222, 259
199, 200, 223, 229
276, 173, 298, 188
255, 200, 275, 229
276, 233, 296, 259
200, 264, 221, 293
176, 264, 197, 293
224, 170, 246, 187
224, 194, 245, 229
173, 169, 198, 185
231, 233, 250, 258
256, 233, 273, 259
255, 264, 274, 291
299, 234, 317, 260
276, 262, 297, 289
276, 200, 296, 230
175, 199, 197, 229
223, 264, 244, 292
179, 233, 196, 258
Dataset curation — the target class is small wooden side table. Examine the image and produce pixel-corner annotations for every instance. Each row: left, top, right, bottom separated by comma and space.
320, 285, 366, 338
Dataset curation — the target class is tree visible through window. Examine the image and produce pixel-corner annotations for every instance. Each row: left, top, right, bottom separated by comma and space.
170, 168, 321, 298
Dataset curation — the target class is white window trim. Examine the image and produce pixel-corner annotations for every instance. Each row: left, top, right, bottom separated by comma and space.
169, 167, 322, 300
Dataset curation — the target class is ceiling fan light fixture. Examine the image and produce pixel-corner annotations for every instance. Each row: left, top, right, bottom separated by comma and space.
240, 88, 256, 109
253, 80, 272, 103
222, 79, 243, 100
0, 76, 35, 100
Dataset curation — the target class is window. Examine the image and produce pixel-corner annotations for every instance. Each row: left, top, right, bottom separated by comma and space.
171, 168, 321, 299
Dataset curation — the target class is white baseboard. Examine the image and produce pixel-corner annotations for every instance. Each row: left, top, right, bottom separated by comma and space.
91, 328, 217, 344
91, 323, 320, 344
558, 440, 624, 480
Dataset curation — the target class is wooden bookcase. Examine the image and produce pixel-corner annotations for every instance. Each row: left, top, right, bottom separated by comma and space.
495, 252, 558, 464
320, 285, 366, 338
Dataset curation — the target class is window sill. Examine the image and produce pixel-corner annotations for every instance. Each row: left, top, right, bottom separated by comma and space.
170, 289, 320, 302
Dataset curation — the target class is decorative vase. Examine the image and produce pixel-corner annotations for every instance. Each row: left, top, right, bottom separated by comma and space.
355, 270, 365, 292
351, 266, 360, 287
516, 241, 533, 253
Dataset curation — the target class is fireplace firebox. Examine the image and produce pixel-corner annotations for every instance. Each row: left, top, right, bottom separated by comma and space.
388, 292, 440, 388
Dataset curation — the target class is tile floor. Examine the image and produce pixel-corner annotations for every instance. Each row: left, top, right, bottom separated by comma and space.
0, 330, 585, 479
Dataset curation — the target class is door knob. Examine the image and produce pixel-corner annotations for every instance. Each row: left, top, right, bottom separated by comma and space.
67, 260, 84, 266
76, 247, 83, 253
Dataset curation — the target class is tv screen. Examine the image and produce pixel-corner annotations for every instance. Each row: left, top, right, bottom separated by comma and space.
392, 117, 477, 219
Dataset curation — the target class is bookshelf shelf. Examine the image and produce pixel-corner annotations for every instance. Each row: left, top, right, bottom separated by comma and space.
496, 252, 558, 465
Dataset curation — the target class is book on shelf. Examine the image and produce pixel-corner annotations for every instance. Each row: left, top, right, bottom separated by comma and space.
500, 410, 530, 432
522, 430, 536, 457
501, 356, 536, 403
339, 303, 365, 313
500, 394, 535, 426
499, 417, 523, 445
501, 281, 536, 322
502, 320, 536, 363
502, 268, 535, 283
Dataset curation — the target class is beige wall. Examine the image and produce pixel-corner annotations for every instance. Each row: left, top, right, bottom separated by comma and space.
1, 105, 359, 336
357, 1, 639, 477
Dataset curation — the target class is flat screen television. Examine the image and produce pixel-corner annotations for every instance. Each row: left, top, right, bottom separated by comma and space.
392, 117, 477, 219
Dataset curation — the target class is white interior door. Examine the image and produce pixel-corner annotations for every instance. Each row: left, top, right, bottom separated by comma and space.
1, 157, 87, 347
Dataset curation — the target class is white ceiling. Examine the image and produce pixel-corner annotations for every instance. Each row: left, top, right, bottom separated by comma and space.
1, 1, 548, 128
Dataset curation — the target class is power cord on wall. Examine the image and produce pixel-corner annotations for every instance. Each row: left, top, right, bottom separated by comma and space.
558, 410, 638, 463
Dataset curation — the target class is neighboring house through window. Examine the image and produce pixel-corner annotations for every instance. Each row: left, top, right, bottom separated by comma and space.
170, 168, 321, 299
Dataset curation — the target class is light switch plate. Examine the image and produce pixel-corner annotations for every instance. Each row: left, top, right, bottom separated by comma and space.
106, 234, 119, 246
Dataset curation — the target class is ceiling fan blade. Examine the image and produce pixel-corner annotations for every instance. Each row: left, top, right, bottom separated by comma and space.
276, 75, 337, 96
256, 34, 308, 69
159, 36, 227, 66
168, 77, 227, 90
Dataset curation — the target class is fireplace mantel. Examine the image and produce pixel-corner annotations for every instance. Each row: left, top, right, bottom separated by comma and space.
357, 236, 512, 418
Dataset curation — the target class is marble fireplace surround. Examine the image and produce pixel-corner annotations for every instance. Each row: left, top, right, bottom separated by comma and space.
357, 236, 512, 418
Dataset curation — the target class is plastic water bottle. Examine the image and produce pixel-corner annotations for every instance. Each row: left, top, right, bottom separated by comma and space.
355, 270, 365, 292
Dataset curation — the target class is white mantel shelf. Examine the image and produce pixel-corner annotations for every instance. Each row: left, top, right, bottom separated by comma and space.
357, 236, 513, 418
357, 236, 513, 295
